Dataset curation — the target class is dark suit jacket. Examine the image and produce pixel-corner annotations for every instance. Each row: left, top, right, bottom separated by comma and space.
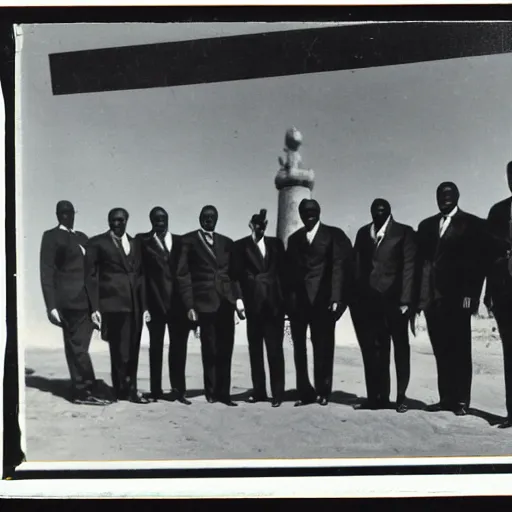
85, 231, 147, 314
39, 226, 89, 311
415, 209, 488, 310
353, 219, 416, 306
136, 231, 186, 318
286, 223, 353, 310
177, 230, 242, 314
233, 235, 285, 316
485, 197, 512, 301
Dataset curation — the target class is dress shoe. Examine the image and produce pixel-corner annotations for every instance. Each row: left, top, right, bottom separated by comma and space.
424, 401, 452, 412
206, 396, 216, 404
294, 398, 315, 407
129, 392, 150, 404
72, 391, 109, 406
177, 396, 192, 406
271, 399, 282, 408
317, 397, 328, 406
454, 404, 468, 416
247, 395, 269, 404
353, 399, 378, 411
145, 391, 163, 402
396, 402, 408, 413
497, 419, 512, 429
220, 399, 238, 407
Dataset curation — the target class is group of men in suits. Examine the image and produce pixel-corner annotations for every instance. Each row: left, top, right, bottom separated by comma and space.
39, 164, 512, 429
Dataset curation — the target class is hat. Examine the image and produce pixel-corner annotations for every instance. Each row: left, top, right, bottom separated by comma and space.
250, 209, 267, 225
56, 200, 75, 214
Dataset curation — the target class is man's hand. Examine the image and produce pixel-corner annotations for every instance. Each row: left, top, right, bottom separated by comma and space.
236, 299, 246, 321
400, 305, 409, 315
463, 297, 480, 316
143, 310, 151, 323
463, 297, 472, 309
187, 308, 198, 323
91, 311, 102, 330
330, 302, 345, 321
48, 309, 62, 327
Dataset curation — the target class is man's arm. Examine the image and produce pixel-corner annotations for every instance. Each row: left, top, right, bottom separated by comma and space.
176, 237, 194, 313
39, 231, 58, 314
84, 238, 100, 314
330, 228, 352, 305
400, 226, 417, 307
136, 238, 148, 313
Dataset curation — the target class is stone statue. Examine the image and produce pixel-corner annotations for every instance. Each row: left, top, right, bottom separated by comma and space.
274, 127, 315, 247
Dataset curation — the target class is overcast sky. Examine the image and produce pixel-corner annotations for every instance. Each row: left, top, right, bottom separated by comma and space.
17, 22, 512, 334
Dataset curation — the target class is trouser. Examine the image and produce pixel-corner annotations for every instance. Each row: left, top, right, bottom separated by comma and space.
246, 304, 285, 401
289, 301, 336, 401
148, 311, 191, 395
492, 295, 512, 419
102, 311, 143, 398
351, 298, 410, 403
198, 300, 235, 400
59, 308, 96, 394
425, 299, 472, 408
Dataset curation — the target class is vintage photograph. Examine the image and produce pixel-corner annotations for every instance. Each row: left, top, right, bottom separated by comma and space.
14, 21, 512, 464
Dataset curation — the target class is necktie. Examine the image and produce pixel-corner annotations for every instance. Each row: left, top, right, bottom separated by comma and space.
439, 215, 448, 236
160, 235, 169, 253
204, 232, 214, 246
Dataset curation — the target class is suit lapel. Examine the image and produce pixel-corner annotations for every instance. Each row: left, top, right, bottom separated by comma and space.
197, 230, 217, 265
246, 236, 265, 271
374, 219, 397, 257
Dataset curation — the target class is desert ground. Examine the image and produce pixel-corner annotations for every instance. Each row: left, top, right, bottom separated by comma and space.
22, 312, 512, 462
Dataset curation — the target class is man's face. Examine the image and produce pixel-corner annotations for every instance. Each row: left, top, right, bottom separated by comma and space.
151, 209, 168, 235
371, 201, 391, 228
109, 210, 128, 237
436, 185, 459, 215
58, 209, 75, 230
251, 220, 267, 240
299, 207, 320, 231
200, 208, 218, 232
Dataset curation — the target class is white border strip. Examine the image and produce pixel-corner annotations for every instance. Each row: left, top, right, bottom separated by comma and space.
3, 474, 512, 498
17, 455, 512, 471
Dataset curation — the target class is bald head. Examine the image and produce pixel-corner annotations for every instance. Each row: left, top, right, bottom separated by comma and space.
371, 198, 391, 230
108, 207, 129, 238
299, 198, 321, 231
56, 200, 75, 229
200, 205, 218, 232
149, 206, 168, 235
436, 182, 459, 215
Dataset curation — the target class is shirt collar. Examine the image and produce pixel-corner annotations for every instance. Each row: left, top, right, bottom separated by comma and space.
59, 224, 75, 234
201, 228, 214, 236
111, 231, 128, 243
251, 233, 265, 245
443, 205, 458, 219
307, 221, 321, 239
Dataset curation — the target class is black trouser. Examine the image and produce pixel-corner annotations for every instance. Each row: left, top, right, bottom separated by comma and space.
148, 311, 191, 396
246, 303, 285, 401
425, 298, 472, 408
198, 300, 236, 401
290, 300, 336, 401
351, 298, 410, 404
492, 296, 512, 419
59, 309, 96, 395
102, 312, 143, 398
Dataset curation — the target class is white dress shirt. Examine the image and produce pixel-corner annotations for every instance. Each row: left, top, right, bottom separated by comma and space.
306, 221, 321, 244
154, 231, 173, 253
111, 232, 131, 255
439, 206, 458, 238
370, 214, 392, 247
201, 229, 215, 246
252, 234, 266, 258
59, 224, 85, 255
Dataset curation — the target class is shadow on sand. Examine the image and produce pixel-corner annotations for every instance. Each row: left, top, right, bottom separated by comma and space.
468, 408, 507, 427
25, 375, 113, 403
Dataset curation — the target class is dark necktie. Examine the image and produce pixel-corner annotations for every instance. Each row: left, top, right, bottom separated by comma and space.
160, 235, 169, 254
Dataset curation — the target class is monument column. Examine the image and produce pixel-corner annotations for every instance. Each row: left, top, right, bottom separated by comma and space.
274, 127, 315, 248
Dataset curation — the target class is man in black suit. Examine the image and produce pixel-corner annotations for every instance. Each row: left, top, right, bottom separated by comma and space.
351, 199, 416, 413
85, 207, 150, 404
415, 182, 488, 416
136, 207, 191, 404
285, 199, 353, 407
484, 161, 512, 429
39, 200, 108, 405
177, 205, 246, 406
233, 209, 286, 407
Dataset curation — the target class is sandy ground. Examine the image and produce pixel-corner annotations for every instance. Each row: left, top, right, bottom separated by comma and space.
22, 314, 512, 461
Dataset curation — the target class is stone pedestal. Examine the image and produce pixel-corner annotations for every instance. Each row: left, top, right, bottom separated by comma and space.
275, 167, 315, 248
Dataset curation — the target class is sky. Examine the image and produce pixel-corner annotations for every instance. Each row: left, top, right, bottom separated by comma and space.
16, 22, 512, 336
